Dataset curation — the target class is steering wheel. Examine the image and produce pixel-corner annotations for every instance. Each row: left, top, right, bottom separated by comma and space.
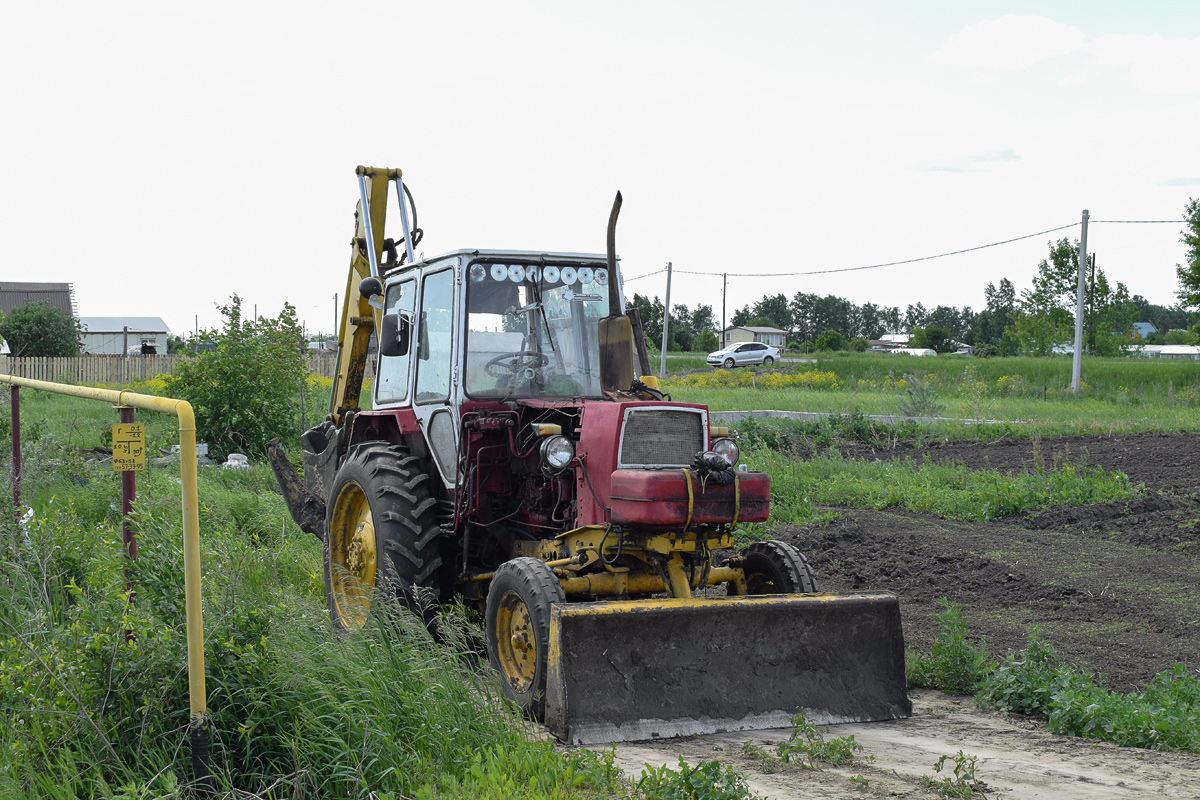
485, 351, 549, 378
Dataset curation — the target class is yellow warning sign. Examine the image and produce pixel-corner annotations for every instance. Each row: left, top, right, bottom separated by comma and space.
112, 423, 146, 472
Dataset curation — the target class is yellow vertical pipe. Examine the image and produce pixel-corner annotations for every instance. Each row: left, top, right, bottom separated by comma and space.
176, 401, 206, 720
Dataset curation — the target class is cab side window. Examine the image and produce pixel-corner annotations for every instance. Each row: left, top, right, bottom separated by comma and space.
415, 269, 455, 403
376, 279, 415, 404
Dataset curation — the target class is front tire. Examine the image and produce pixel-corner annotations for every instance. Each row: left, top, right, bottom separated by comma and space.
486, 558, 565, 719
324, 444, 442, 631
723, 357, 735, 369
741, 540, 818, 594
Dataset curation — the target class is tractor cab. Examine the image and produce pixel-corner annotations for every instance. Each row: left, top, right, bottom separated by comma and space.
376, 252, 614, 407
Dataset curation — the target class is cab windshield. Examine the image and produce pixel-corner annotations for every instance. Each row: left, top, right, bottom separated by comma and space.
465, 261, 611, 399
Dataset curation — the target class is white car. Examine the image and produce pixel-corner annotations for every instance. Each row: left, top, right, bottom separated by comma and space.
707, 342, 781, 368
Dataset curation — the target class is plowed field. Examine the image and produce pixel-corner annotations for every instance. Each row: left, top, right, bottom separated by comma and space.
777, 431, 1200, 690
603, 433, 1200, 798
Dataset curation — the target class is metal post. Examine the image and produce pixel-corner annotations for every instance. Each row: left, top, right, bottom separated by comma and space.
356, 173, 382, 279
119, 406, 136, 641
660, 262, 673, 377
722, 273, 727, 347
123, 325, 129, 359
9, 385, 18, 523
1072, 210, 1089, 393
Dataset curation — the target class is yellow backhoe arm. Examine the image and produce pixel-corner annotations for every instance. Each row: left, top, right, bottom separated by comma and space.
329, 166, 400, 425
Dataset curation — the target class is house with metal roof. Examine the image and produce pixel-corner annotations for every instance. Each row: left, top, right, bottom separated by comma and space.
0, 282, 77, 317
1132, 322, 1158, 340
79, 317, 171, 354
722, 326, 787, 347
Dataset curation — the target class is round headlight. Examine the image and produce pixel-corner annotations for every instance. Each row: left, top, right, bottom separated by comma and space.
539, 435, 575, 472
711, 437, 739, 466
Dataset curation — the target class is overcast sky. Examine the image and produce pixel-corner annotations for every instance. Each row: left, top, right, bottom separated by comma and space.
3, 1, 1199, 336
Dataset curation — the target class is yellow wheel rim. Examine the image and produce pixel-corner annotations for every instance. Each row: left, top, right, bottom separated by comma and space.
328, 483, 377, 629
495, 593, 537, 693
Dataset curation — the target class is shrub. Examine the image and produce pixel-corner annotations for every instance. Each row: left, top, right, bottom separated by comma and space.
897, 372, 946, 418
906, 599, 990, 694
979, 630, 1200, 751
164, 296, 307, 459
695, 330, 719, 353
815, 329, 846, 351
0, 301, 82, 357
635, 758, 763, 800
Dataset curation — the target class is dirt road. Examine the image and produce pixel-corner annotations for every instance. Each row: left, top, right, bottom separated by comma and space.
608, 690, 1200, 799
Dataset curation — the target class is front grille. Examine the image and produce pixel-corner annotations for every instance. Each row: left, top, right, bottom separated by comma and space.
618, 409, 705, 468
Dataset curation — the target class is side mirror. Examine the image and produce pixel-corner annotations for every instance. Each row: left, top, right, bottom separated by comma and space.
380, 313, 411, 358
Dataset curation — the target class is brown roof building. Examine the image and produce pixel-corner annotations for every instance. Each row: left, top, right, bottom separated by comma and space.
0, 282, 77, 317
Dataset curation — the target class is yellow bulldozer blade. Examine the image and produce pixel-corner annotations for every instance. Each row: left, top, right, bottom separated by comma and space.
544, 592, 911, 745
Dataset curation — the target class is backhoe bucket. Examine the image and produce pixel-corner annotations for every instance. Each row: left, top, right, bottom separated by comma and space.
544, 593, 910, 745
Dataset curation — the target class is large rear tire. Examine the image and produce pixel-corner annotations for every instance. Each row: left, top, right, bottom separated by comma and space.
486, 558, 565, 719
741, 540, 818, 594
324, 444, 442, 631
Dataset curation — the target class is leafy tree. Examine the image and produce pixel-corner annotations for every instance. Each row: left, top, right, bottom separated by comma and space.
1131, 294, 1192, 333
812, 295, 854, 339
789, 292, 818, 344
1165, 329, 1198, 345
815, 329, 846, 351
910, 325, 954, 353
855, 302, 887, 340
1175, 198, 1200, 309
694, 329, 719, 353
167, 334, 187, 354
0, 301, 81, 357
1011, 310, 1071, 357
1029, 238, 1081, 311
746, 315, 781, 329
849, 336, 869, 352
905, 303, 929, 331
690, 304, 718, 336
630, 293, 665, 348
164, 295, 307, 459
751, 294, 792, 332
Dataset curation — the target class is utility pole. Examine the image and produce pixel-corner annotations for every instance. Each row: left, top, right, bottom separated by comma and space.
722, 273, 727, 347
333, 293, 338, 346
1071, 209, 1089, 393
660, 262, 673, 377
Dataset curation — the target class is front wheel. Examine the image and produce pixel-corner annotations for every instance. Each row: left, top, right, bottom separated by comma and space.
723, 357, 735, 369
486, 558, 565, 719
741, 540, 818, 594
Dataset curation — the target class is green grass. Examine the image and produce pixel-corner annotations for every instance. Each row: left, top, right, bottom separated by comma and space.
0, 447, 619, 798
747, 447, 1138, 527
663, 353, 1200, 436
908, 601, 1200, 753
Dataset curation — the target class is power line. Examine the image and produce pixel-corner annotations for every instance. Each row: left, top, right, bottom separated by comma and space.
677, 222, 1081, 278
617, 217, 1184, 284
623, 268, 666, 282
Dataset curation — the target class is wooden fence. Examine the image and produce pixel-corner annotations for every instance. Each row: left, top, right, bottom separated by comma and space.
0, 354, 352, 384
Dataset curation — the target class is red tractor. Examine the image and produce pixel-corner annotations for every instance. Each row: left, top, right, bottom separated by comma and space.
272, 167, 909, 744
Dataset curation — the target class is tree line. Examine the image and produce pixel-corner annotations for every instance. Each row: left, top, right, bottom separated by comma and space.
631, 198, 1200, 356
